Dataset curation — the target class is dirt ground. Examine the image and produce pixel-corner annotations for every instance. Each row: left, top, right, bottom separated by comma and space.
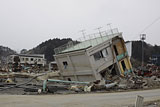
0, 89, 160, 107
144, 99, 160, 107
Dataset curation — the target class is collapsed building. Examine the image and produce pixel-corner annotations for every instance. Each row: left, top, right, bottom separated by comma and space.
54, 28, 133, 82
150, 54, 160, 66
49, 61, 58, 72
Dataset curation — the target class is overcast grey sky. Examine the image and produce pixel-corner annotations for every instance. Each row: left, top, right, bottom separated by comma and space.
0, 0, 160, 51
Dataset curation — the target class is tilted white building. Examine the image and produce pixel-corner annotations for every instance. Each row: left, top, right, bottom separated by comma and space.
54, 28, 133, 82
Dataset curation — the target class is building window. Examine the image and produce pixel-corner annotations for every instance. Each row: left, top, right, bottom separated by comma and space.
31, 58, 33, 61
38, 59, 41, 62
102, 49, 108, 57
93, 48, 108, 60
94, 52, 101, 60
26, 58, 29, 61
22, 58, 25, 61
34, 59, 38, 62
63, 61, 68, 69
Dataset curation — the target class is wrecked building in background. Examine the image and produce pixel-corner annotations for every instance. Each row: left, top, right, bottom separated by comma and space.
49, 61, 58, 72
149, 54, 160, 66
7, 54, 46, 66
54, 28, 133, 82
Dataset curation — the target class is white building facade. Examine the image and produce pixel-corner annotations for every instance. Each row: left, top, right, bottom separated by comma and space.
8, 54, 46, 66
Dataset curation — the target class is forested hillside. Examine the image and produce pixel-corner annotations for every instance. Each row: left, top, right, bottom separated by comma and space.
27, 38, 72, 62
132, 41, 160, 66
0, 46, 16, 64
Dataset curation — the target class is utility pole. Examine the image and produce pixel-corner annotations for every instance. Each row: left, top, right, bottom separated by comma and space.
140, 34, 146, 67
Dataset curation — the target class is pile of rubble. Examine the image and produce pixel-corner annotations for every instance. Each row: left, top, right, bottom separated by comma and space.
42, 72, 160, 94
0, 65, 160, 95
135, 64, 160, 77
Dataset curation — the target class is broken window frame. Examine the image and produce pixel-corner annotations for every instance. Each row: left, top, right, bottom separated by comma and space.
63, 61, 68, 69
93, 48, 108, 61
26, 58, 29, 61
93, 52, 102, 60
102, 48, 108, 57
31, 58, 34, 61
22, 58, 25, 61
38, 59, 41, 62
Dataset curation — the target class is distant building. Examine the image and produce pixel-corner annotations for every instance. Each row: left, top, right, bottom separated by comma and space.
7, 54, 46, 66
54, 28, 133, 82
150, 55, 160, 66
49, 61, 58, 72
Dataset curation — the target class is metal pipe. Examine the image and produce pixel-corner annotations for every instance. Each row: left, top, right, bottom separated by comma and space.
42, 79, 90, 92
42, 80, 47, 92
47, 79, 89, 84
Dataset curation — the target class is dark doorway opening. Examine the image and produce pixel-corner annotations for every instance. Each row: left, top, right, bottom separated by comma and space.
113, 45, 118, 56
121, 60, 126, 71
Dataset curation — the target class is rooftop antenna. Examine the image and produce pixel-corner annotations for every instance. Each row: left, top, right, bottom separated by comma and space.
79, 29, 86, 47
107, 23, 112, 30
95, 27, 104, 43
107, 23, 113, 34
95, 27, 103, 37
79, 29, 86, 36
79, 29, 86, 41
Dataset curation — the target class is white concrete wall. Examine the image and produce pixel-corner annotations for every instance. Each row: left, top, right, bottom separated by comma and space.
63, 75, 95, 82
54, 50, 95, 81
70, 54, 92, 71
55, 51, 92, 72
125, 41, 132, 58
56, 56, 73, 72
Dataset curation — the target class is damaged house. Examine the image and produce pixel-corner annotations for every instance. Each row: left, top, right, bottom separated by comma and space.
54, 28, 132, 82
7, 54, 46, 66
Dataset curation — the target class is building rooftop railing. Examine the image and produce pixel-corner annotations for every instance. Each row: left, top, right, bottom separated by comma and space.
54, 28, 119, 54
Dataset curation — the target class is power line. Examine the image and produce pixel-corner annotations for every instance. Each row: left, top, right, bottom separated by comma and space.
132, 16, 160, 40
140, 16, 160, 33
